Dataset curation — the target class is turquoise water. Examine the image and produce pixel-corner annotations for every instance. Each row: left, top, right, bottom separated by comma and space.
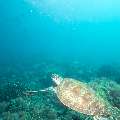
1, 0, 120, 64
0, 0, 120, 119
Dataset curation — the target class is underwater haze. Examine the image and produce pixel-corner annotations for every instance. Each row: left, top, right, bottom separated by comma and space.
0, 0, 120, 64
0, 0, 120, 120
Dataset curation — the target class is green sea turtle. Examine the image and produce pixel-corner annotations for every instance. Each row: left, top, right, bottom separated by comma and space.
25, 74, 118, 120
39, 74, 113, 120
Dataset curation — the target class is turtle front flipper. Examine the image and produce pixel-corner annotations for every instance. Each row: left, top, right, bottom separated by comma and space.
23, 86, 56, 96
39, 86, 57, 93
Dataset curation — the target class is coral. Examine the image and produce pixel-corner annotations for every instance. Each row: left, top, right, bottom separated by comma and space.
0, 82, 25, 102
0, 101, 9, 114
7, 97, 29, 112
96, 64, 120, 84
107, 86, 120, 109
0, 61, 120, 120
1, 111, 31, 120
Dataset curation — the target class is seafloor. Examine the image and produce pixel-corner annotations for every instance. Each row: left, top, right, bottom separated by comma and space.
0, 59, 120, 120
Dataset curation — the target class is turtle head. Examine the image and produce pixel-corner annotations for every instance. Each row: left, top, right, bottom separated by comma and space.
51, 74, 63, 85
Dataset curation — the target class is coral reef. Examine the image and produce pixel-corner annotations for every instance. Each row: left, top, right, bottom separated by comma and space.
0, 61, 120, 120
96, 64, 120, 84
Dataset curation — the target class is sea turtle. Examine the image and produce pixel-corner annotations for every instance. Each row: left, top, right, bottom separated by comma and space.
25, 74, 117, 120
43, 74, 113, 120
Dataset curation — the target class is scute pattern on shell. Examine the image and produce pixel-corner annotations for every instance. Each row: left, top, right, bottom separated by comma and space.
56, 78, 110, 117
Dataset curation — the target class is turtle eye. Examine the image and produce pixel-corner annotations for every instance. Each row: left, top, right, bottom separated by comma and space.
51, 74, 58, 80
51, 73, 56, 78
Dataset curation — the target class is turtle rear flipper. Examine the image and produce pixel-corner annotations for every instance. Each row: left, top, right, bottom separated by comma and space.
93, 116, 109, 120
93, 116, 117, 120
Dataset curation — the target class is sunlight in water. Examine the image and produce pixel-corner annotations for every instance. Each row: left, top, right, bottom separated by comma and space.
26, 0, 120, 22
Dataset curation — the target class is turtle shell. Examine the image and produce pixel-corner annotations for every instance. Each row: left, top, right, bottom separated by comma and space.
56, 78, 109, 117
